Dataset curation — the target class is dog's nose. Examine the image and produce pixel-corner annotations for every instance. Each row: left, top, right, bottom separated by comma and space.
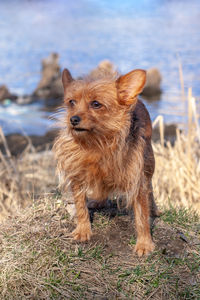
70, 115, 81, 126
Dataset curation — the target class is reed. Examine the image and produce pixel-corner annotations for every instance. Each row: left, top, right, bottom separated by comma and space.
0, 134, 57, 221
152, 88, 200, 214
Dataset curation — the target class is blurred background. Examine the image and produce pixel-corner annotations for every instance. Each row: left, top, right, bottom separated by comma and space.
0, 0, 200, 136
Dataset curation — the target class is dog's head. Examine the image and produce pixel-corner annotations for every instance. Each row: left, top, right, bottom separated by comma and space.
62, 68, 146, 145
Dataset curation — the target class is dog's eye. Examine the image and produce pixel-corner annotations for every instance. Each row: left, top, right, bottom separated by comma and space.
69, 99, 76, 107
90, 100, 102, 109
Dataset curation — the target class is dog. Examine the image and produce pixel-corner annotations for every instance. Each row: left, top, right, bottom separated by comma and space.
53, 67, 160, 256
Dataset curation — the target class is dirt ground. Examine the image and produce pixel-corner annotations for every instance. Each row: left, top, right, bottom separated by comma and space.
0, 196, 199, 299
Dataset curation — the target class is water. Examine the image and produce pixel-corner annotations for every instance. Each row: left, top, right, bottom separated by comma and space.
0, 0, 200, 135
0, 102, 53, 135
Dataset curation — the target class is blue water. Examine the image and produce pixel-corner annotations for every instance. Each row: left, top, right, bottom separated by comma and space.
0, 0, 200, 135
0, 102, 53, 135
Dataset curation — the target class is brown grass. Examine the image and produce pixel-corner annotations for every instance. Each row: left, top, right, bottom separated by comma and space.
0, 195, 199, 299
0, 90, 199, 298
152, 89, 200, 214
0, 130, 57, 221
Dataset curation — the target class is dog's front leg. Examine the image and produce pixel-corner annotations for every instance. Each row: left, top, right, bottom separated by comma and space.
133, 184, 155, 256
71, 183, 92, 242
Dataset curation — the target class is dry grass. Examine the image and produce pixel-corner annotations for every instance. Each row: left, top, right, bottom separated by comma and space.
152, 89, 200, 215
0, 195, 199, 299
0, 85, 199, 298
0, 130, 57, 221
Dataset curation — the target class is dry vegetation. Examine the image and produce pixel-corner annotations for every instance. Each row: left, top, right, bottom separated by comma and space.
0, 89, 199, 299
0, 196, 199, 299
152, 89, 200, 214
0, 128, 57, 221
0, 89, 199, 220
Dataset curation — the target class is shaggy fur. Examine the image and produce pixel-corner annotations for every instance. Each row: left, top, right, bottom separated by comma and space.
53, 68, 159, 256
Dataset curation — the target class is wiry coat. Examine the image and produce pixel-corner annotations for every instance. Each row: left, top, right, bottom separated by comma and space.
53, 69, 159, 256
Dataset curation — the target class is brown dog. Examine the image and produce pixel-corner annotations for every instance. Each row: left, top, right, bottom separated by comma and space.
53, 68, 159, 256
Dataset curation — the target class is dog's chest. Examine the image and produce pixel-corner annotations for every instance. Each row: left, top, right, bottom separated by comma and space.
84, 151, 130, 194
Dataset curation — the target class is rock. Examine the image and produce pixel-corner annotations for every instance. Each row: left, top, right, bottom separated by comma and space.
98, 60, 117, 74
152, 124, 177, 145
142, 68, 162, 97
89, 60, 118, 79
0, 130, 58, 156
32, 57, 161, 105
33, 53, 63, 105
0, 85, 10, 101
0, 85, 17, 102
89, 63, 161, 98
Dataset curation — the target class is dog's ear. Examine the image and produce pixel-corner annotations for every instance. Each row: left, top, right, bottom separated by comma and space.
62, 69, 74, 89
116, 69, 146, 105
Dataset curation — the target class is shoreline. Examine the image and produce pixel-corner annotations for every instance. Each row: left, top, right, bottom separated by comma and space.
0, 122, 177, 156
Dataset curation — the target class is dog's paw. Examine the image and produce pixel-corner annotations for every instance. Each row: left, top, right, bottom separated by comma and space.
71, 224, 92, 242
134, 240, 155, 257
